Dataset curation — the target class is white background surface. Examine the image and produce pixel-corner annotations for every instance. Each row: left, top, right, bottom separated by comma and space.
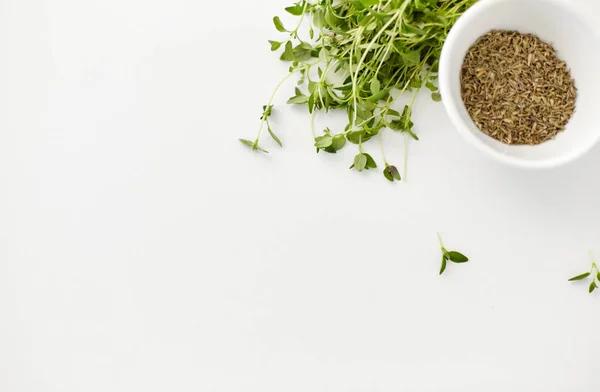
0, 1, 599, 391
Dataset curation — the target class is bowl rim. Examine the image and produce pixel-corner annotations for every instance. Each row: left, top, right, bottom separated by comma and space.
438, 0, 600, 169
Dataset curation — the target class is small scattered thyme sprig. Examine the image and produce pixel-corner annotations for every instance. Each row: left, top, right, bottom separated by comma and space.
437, 232, 469, 275
568, 252, 600, 294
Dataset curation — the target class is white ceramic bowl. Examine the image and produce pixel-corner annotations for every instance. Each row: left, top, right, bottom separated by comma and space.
439, 0, 600, 168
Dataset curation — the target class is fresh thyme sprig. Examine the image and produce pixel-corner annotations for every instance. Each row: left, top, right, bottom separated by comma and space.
241, 0, 479, 181
568, 252, 600, 294
437, 232, 469, 275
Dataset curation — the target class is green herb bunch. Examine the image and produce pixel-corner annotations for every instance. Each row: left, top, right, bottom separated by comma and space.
240, 0, 478, 181
569, 252, 600, 294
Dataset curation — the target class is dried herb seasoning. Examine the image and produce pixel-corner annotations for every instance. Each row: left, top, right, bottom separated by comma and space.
461, 30, 577, 145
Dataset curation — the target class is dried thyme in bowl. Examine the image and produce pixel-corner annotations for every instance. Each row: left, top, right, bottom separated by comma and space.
461, 30, 577, 145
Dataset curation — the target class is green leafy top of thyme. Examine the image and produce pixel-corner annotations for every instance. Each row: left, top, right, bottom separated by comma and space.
569, 252, 600, 294
240, 0, 479, 181
437, 232, 469, 275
